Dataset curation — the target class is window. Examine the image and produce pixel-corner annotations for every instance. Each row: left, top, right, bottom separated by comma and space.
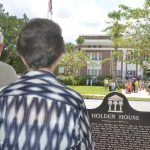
87, 69, 90, 75
89, 52, 102, 61
117, 70, 121, 77
127, 70, 136, 76
143, 54, 148, 61
98, 69, 102, 75
87, 69, 102, 76
92, 53, 97, 60
98, 52, 102, 60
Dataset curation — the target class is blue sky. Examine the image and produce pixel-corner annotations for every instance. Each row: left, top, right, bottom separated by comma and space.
1, 0, 145, 43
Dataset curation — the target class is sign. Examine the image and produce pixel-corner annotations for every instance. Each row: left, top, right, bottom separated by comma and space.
88, 92, 150, 149
59, 67, 64, 74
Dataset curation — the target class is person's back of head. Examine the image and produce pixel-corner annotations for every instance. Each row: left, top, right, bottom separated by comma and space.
17, 18, 65, 70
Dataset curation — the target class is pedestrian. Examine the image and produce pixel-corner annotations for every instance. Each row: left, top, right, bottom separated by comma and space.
147, 81, 150, 96
0, 18, 93, 149
104, 78, 109, 89
0, 32, 17, 88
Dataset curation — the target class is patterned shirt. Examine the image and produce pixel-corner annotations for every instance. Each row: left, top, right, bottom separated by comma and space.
0, 70, 92, 150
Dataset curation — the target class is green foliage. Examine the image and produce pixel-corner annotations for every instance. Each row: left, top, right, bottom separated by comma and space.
57, 76, 88, 86
59, 75, 113, 86
119, 1, 150, 67
13, 56, 27, 74
68, 86, 115, 95
57, 76, 77, 85
76, 36, 84, 45
97, 75, 112, 80
104, 10, 126, 80
74, 76, 87, 85
76, 36, 84, 50
65, 42, 74, 53
105, 0, 150, 78
0, 3, 29, 74
93, 75, 113, 86
59, 48, 90, 76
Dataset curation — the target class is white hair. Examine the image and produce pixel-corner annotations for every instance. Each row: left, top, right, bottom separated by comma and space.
0, 32, 3, 44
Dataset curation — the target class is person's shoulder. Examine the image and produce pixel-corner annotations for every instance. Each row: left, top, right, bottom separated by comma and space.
62, 86, 84, 105
0, 61, 16, 72
0, 61, 17, 82
0, 61, 10, 66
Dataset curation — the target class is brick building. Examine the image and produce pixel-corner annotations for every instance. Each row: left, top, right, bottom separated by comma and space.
78, 35, 150, 81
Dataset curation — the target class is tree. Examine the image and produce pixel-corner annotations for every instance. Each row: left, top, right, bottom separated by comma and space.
118, 1, 150, 69
104, 0, 150, 79
59, 43, 89, 76
76, 36, 84, 50
104, 10, 126, 80
65, 42, 74, 53
0, 3, 29, 74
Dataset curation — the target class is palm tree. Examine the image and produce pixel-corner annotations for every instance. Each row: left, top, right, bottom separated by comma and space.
104, 11, 126, 80
76, 36, 84, 50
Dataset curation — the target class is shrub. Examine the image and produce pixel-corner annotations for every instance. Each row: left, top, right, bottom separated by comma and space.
57, 76, 75, 85
57, 76, 89, 86
74, 76, 87, 85
97, 75, 112, 80
57, 76, 85, 86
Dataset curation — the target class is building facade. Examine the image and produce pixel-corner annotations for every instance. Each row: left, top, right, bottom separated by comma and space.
79, 35, 150, 81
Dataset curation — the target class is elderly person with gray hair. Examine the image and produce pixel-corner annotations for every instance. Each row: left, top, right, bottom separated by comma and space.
0, 31, 17, 88
0, 18, 93, 150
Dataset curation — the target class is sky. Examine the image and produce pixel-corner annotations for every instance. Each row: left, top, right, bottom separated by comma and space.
1, 0, 145, 43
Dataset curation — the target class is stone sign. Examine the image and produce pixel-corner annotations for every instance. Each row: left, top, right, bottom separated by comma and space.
87, 92, 150, 149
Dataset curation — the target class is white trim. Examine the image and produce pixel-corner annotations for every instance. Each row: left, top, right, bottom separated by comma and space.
81, 48, 131, 51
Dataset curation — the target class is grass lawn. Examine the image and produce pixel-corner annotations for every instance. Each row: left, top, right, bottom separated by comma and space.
68, 86, 150, 101
68, 85, 115, 95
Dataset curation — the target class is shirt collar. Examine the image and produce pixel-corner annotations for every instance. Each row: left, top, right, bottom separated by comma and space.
23, 70, 56, 78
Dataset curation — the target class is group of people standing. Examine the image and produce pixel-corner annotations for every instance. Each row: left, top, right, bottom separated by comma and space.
104, 77, 150, 96
104, 78, 120, 92
124, 79, 139, 93
124, 78, 150, 95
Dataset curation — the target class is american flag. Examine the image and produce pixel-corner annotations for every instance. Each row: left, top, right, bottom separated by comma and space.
48, 0, 52, 15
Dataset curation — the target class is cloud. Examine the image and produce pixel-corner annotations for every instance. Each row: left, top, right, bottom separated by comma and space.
52, 0, 108, 43
121, 0, 145, 8
0, 0, 145, 43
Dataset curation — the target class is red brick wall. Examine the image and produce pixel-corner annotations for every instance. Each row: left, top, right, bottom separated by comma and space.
80, 66, 87, 76
79, 50, 112, 77
102, 50, 111, 76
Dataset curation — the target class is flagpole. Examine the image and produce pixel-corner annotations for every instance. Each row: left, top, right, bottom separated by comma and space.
47, 0, 52, 19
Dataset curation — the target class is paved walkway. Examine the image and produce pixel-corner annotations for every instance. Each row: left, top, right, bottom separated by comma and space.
122, 89, 150, 98
84, 89, 150, 111
84, 89, 150, 99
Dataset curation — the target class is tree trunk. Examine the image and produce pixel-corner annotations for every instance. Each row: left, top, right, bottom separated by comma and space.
112, 47, 118, 80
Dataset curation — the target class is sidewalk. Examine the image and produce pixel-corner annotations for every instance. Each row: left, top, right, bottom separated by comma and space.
83, 89, 150, 99
85, 90, 150, 111
122, 89, 150, 98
